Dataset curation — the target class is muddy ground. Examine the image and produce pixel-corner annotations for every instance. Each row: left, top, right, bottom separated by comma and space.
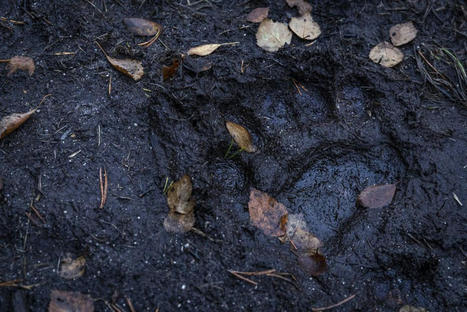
0, 0, 466, 311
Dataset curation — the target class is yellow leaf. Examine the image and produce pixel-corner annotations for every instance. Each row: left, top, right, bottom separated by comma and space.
226, 121, 257, 153
0, 109, 37, 139
59, 254, 86, 280
187, 42, 239, 56
289, 13, 321, 41
256, 19, 292, 52
369, 42, 404, 68
390, 22, 417, 46
106, 56, 144, 81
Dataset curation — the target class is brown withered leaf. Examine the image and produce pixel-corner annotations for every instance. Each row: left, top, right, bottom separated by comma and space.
256, 19, 292, 52
167, 175, 195, 215
0, 108, 37, 140
59, 254, 85, 280
5, 56, 35, 77
163, 211, 195, 233
49, 290, 94, 312
162, 59, 180, 81
248, 188, 288, 237
286, 0, 312, 15
286, 213, 322, 251
96, 42, 144, 81
247, 7, 269, 23
357, 183, 396, 208
226, 121, 257, 153
298, 252, 327, 276
289, 13, 321, 40
106, 56, 144, 81
369, 42, 404, 67
390, 22, 417, 46
399, 305, 427, 312
187, 42, 239, 57
123, 17, 161, 36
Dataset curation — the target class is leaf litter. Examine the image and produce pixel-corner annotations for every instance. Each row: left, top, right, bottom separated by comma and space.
1, 56, 35, 76
256, 19, 292, 52
390, 21, 417, 47
246, 7, 269, 23
96, 41, 144, 81
285, 0, 312, 15
0, 108, 37, 140
187, 42, 239, 57
48, 290, 94, 312
58, 254, 86, 280
357, 183, 396, 208
369, 41, 404, 67
123, 17, 162, 48
289, 13, 321, 41
225, 121, 257, 153
248, 189, 327, 276
164, 175, 196, 233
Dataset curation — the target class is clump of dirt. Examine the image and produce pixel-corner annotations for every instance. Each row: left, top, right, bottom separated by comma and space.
0, 1, 465, 311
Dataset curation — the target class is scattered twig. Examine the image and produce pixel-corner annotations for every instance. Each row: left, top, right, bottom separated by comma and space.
0, 280, 22, 287
311, 294, 356, 311
228, 270, 257, 285
125, 296, 136, 312
99, 167, 108, 209
191, 227, 223, 243
228, 269, 297, 287
29, 200, 45, 224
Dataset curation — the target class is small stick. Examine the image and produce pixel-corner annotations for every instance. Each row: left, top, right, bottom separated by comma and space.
125, 296, 136, 312
30, 201, 45, 224
311, 294, 356, 311
0, 280, 22, 287
230, 269, 275, 276
108, 75, 112, 96
292, 79, 302, 96
228, 270, 257, 286
99, 167, 108, 209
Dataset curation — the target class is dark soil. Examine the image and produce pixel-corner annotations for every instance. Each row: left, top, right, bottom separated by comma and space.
1, 0, 466, 311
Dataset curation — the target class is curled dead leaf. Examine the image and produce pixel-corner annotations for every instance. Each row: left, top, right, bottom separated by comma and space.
248, 188, 288, 237
49, 290, 94, 312
286, 0, 312, 15
187, 42, 239, 57
0, 109, 37, 139
286, 213, 322, 251
247, 7, 269, 23
369, 42, 404, 68
256, 19, 292, 52
289, 13, 321, 41
390, 22, 417, 46
59, 254, 85, 280
4, 56, 35, 77
167, 175, 195, 214
163, 211, 195, 233
226, 121, 257, 153
96, 42, 144, 81
358, 183, 396, 208
162, 59, 180, 81
298, 252, 327, 276
123, 17, 161, 36
165, 175, 196, 233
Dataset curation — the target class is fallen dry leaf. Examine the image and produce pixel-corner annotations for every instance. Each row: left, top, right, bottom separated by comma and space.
286, 0, 312, 15
49, 290, 94, 312
123, 17, 161, 36
289, 13, 321, 40
226, 121, 257, 153
357, 183, 396, 208
164, 175, 196, 233
286, 213, 322, 251
248, 188, 288, 237
187, 42, 239, 56
5, 56, 35, 77
163, 211, 195, 233
369, 42, 404, 67
106, 56, 144, 81
390, 22, 418, 46
167, 175, 195, 215
256, 19, 292, 52
298, 252, 327, 276
399, 305, 427, 312
59, 254, 85, 280
162, 59, 180, 81
247, 7, 269, 23
0, 109, 37, 140
96, 42, 144, 81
